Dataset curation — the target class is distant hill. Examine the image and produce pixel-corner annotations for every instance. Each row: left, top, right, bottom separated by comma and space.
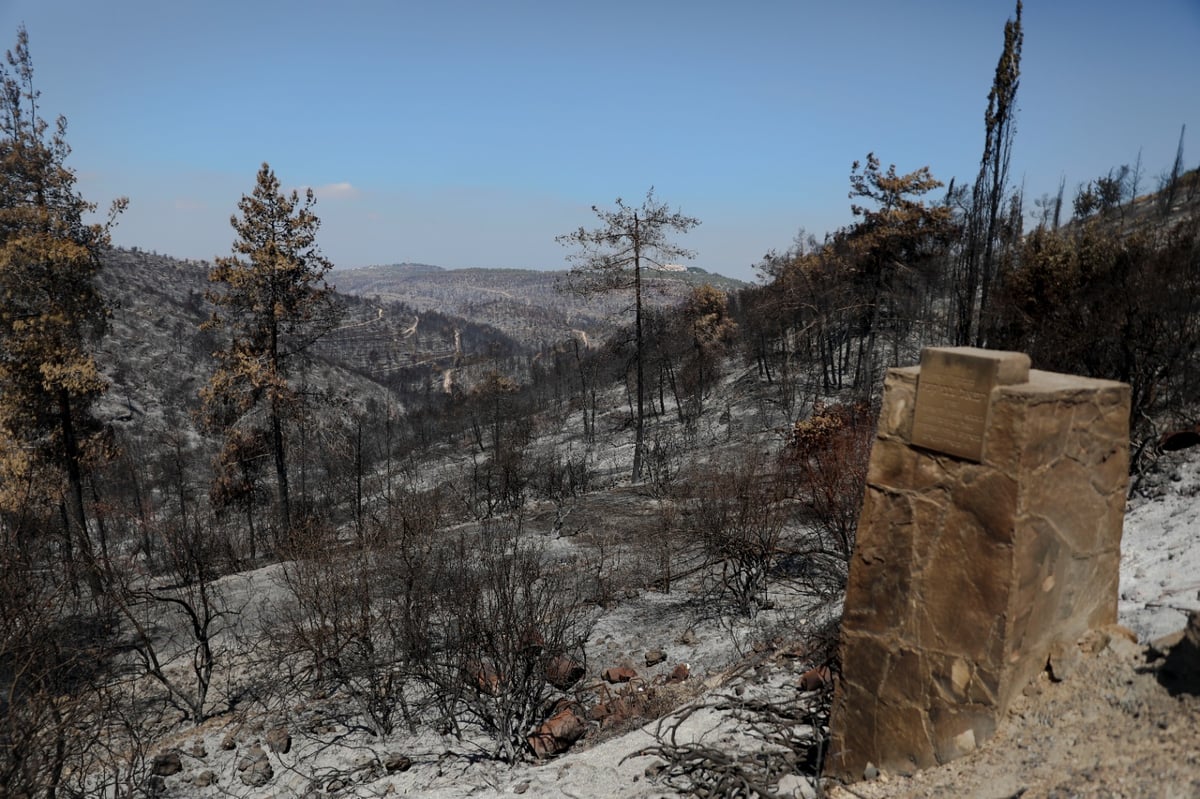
331, 263, 749, 350
92, 249, 529, 445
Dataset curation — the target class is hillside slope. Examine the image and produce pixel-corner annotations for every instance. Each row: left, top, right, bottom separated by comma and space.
333, 262, 748, 350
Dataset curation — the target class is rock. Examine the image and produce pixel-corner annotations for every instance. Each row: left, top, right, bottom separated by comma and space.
602, 665, 637, 683
467, 659, 501, 694
265, 725, 292, 754
150, 751, 182, 777
1080, 628, 1114, 654
1048, 640, 1080, 682
383, 752, 412, 773
863, 763, 879, 781
326, 777, 347, 792
587, 701, 610, 722
189, 741, 207, 759
545, 654, 585, 689
143, 775, 166, 797
1107, 624, 1139, 644
528, 705, 587, 758
1149, 629, 1185, 659
356, 761, 383, 782
513, 781, 530, 794
798, 665, 830, 692
667, 663, 690, 684
678, 629, 698, 646
645, 649, 667, 666
237, 744, 273, 788
193, 770, 215, 788
220, 732, 237, 751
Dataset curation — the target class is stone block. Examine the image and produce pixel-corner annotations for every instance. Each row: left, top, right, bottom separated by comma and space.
911, 347, 1030, 462
827, 348, 1130, 781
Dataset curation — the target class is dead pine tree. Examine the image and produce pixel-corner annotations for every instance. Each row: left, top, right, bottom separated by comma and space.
557, 189, 699, 482
953, 0, 1023, 346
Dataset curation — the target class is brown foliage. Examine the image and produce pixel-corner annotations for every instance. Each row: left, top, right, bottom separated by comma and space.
783, 401, 875, 580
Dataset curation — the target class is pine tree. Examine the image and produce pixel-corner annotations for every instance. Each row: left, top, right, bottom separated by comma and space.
0, 26, 124, 579
557, 189, 699, 482
844, 153, 954, 385
202, 163, 341, 539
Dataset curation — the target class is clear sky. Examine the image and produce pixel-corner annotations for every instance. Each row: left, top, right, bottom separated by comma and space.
2, 0, 1197, 281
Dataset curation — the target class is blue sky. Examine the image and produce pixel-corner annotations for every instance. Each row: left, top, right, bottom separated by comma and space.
2, 0, 1198, 281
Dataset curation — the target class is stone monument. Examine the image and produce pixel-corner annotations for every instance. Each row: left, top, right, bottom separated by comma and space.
826, 347, 1130, 780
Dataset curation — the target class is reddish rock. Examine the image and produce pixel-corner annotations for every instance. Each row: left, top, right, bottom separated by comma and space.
799, 665, 831, 692
602, 665, 637, 684
666, 664, 690, 684
545, 655, 585, 689
466, 660, 501, 695
527, 706, 587, 758
588, 695, 642, 729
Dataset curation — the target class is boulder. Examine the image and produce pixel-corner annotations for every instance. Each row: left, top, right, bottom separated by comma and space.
265, 725, 291, 754
527, 705, 587, 758
798, 665, 830, 692
150, 751, 182, 777
466, 659, 501, 694
666, 663, 690, 684
602, 665, 637, 683
237, 744, 273, 788
383, 752, 412, 773
1047, 640, 1080, 682
545, 654, 585, 689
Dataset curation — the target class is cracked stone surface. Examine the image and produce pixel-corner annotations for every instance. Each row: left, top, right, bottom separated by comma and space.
828, 360, 1130, 781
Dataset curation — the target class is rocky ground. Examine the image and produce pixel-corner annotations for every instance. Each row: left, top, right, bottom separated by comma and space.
133, 447, 1200, 799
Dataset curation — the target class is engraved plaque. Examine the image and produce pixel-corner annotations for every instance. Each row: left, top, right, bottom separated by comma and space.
911, 347, 1030, 462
